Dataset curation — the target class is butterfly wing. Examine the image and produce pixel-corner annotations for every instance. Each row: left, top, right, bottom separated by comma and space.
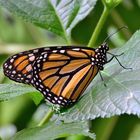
3, 48, 45, 84
31, 47, 99, 106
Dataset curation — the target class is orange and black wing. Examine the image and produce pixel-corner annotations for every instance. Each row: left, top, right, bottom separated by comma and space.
31, 47, 99, 106
3, 48, 45, 84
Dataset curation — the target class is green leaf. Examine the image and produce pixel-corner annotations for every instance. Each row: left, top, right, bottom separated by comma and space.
1, 31, 140, 122
60, 30, 140, 122
129, 124, 140, 140
29, 92, 43, 105
0, 0, 97, 41
0, 124, 17, 139
1, 31, 140, 123
0, 68, 4, 83
0, 84, 38, 101
11, 121, 95, 140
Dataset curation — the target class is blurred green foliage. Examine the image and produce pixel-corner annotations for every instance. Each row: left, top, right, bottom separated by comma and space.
0, 0, 140, 140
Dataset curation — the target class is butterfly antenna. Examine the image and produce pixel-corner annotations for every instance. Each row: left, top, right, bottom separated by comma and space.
103, 26, 128, 44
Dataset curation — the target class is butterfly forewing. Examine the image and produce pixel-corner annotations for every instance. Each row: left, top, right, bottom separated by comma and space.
31, 47, 98, 106
3, 48, 45, 84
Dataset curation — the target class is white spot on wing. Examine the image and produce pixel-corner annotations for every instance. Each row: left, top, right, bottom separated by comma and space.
44, 54, 47, 58
36, 82, 39, 85
40, 85, 44, 88
59, 96, 63, 100
46, 89, 49, 92
10, 59, 14, 63
43, 91, 46, 95
44, 48, 50, 50
12, 71, 16, 74
27, 75, 32, 78
60, 50, 65, 53
29, 55, 35, 61
13, 55, 17, 58
58, 100, 61, 104
18, 74, 21, 77
9, 65, 12, 69
48, 93, 51, 96
26, 64, 32, 72
52, 50, 57, 53
57, 46, 62, 49
39, 56, 43, 59
38, 88, 42, 91
37, 64, 40, 67
33, 49, 38, 53
52, 100, 55, 103
28, 53, 33, 56
72, 48, 80, 51
92, 62, 94, 65
47, 97, 51, 100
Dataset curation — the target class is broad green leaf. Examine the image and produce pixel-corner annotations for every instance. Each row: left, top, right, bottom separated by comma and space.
11, 121, 95, 140
1, 31, 140, 122
0, 0, 97, 41
28, 104, 50, 127
0, 84, 38, 101
0, 68, 4, 83
0, 124, 17, 140
59, 30, 140, 122
129, 124, 140, 140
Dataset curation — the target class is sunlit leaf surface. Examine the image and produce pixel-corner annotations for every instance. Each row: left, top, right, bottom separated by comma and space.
0, 0, 97, 40
1, 30, 140, 122
60, 30, 140, 122
11, 121, 95, 140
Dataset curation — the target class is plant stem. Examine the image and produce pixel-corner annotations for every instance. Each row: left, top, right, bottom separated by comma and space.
38, 108, 54, 126
88, 7, 110, 48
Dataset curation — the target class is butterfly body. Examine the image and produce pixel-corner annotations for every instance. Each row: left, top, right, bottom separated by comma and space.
3, 44, 109, 107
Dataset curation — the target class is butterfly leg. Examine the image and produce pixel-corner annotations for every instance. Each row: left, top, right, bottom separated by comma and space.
99, 71, 107, 87
107, 52, 132, 70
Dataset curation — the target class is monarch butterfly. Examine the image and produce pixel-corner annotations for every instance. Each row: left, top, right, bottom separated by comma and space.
3, 29, 130, 107
3, 44, 109, 106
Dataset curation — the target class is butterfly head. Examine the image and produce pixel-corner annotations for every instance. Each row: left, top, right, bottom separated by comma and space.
94, 43, 109, 70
